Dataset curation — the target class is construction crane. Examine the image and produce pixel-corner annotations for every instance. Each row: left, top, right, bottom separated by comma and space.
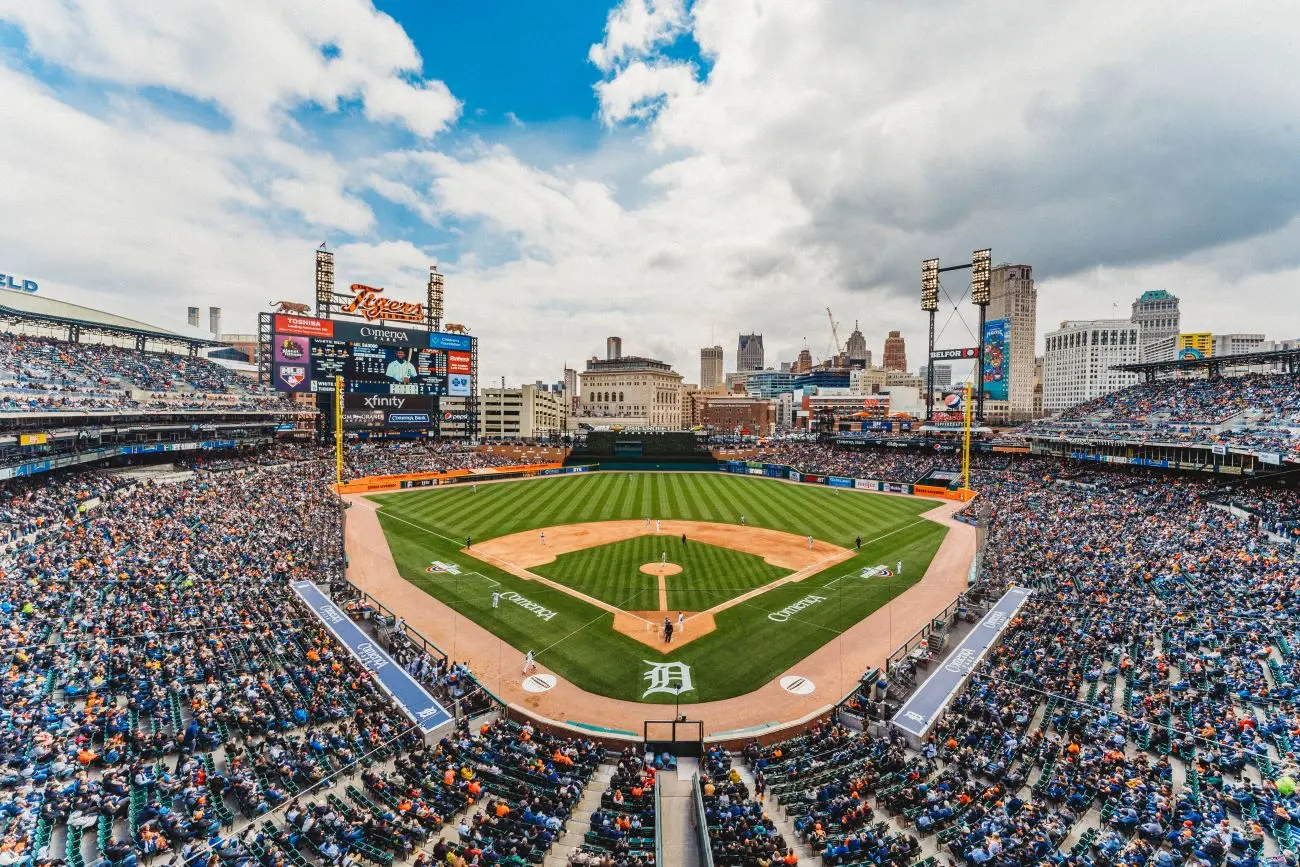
826, 307, 843, 360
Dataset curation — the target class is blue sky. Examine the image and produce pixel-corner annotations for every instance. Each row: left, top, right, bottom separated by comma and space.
0, 1, 1296, 386
375, 1, 610, 126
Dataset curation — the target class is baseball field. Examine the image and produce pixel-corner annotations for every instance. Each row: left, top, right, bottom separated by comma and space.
369, 472, 947, 703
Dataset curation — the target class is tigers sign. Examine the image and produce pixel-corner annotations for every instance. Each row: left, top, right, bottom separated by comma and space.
339, 283, 425, 323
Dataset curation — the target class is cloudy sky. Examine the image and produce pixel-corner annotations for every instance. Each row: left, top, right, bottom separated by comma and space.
0, 0, 1297, 386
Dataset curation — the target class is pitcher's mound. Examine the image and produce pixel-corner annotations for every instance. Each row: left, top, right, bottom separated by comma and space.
639, 562, 683, 575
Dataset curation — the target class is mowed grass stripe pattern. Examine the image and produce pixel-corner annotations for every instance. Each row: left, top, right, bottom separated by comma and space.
371, 472, 949, 704
383, 472, 935, 548
532, 536, 791, 612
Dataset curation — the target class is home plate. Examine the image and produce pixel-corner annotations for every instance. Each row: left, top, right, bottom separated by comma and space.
780, 676, 815, 695
522, 673, 557, 693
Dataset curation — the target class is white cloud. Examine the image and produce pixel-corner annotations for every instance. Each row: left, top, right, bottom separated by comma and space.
0, 0, 460, 137
589, 0, 689, 73
2, 0, 1300, 392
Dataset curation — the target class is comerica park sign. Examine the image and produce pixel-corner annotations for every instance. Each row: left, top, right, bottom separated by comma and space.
0, 272, 38, 293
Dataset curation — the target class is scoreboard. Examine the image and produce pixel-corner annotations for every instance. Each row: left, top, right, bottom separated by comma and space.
267, 313, 474, 434
269, 314, 473, 398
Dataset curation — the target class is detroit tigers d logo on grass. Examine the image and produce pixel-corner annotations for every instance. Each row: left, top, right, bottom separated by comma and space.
642, 661, 694, 698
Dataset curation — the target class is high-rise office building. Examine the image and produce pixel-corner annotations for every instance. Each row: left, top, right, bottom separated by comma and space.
186, 307, 200, 328
845, 323, 869, 367
792, 348, 813, 374
700, 345, 724, 390
919, 364, 952, 389
1130, 290, 1180, 352
737, 333, 764, 371
984, 264, 1038, 422
882, 331, 906, 371
1043, 319, 1142, 412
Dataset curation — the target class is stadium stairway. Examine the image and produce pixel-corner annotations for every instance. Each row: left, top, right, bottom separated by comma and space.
734, 757, 819, 865
657, 761, 705, 867
545, 762, 615, 867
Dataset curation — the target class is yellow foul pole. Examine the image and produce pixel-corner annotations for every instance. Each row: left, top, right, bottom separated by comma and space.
961, 379, 973, 498
334, 375, 343, 487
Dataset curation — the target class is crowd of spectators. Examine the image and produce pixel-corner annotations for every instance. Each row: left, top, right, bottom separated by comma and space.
342, 441, 519, 481
725, 453, 1300, 867
0, 333, 285, 413
0, 452, 608, 867
567, 748, 656, 866
1021, 373, 1300, 461
743, 444, 944, 484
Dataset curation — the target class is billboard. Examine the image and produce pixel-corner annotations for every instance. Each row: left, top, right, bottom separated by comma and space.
981, 318, 1009, 401
342, 394, 437, 429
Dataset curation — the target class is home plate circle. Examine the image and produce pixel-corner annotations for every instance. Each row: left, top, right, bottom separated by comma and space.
522, 674, 557, 693
780, 676, 815, 695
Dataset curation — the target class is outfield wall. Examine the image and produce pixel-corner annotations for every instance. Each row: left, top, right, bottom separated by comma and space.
335, 462, 586, 493
717, 459, 974, 501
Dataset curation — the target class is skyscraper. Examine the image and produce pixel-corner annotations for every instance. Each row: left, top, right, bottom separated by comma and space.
606, 336, 623, 361
792, 348, 813, 374
1130, 290, 1180, 352
737, 333, 764, 371
882, 330, 906, 371
985, 264, 1038, 422
845, 322, 869, 367
700, 345, 724, 390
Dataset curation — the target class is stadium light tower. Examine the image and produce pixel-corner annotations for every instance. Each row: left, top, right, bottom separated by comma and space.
921, 259, 940, 416
970, 249, 991, 422
921, 249, 990, 423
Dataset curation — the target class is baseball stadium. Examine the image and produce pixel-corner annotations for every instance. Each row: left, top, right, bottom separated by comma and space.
2, 245, 1299, 867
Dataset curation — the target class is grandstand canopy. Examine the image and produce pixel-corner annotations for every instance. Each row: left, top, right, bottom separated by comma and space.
1113, 347, 1300, 380
0, 286, 222, 350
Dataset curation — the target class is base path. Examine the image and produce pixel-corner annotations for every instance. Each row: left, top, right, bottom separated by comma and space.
464, 519, 855, 650
472, 519, 847, 571
344, 493, 976, 741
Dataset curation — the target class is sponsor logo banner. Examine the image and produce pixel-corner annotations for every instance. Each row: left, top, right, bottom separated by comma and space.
441, 410, 470, 423
447, 350, 472, 374
498, 591, 557, 621
827, 476, 853, 488
982, 318, 1009, 401
932, 346, 979, 360
276, 363, 311, 391
290, 581, 451, 733
854, 478, 881, 491
273, 334, 310, 363
344, 394, 435, 412
447, 374, 471, 396
429, 331, 473, 351
274, 314, 334, 339
768, 594, 827, 622
387, 413, 431, 425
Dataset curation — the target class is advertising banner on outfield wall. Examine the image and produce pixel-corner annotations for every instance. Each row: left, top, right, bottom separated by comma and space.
827, 476, 853, 488
854, 479, 882, 491
788, 470, 802, 482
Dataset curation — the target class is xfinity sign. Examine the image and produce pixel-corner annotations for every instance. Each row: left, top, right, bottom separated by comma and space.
0, 273, 38, 293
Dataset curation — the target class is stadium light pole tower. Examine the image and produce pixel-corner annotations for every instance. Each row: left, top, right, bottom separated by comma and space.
920, 248, 991, 423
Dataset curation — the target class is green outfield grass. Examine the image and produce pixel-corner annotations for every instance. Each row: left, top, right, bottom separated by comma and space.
369, 472, 949, 705
531, 535, 792, 611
